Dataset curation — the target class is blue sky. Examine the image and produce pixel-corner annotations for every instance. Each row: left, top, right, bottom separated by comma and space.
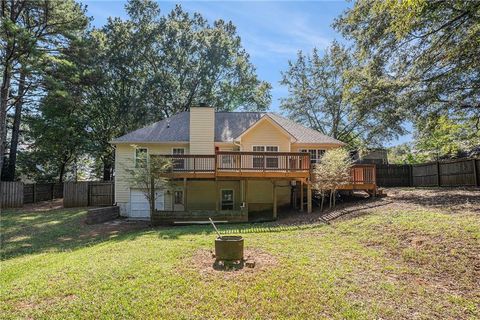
83, 0, 412, 146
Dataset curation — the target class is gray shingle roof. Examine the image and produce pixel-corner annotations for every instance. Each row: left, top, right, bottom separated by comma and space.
111, 112, 344, 145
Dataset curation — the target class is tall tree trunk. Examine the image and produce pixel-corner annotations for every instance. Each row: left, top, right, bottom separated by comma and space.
103, 161, 112, 181
320, 190, 324, 212
0, 61, 12, 181
58, 162, 66, 184
5, 70, 26, 181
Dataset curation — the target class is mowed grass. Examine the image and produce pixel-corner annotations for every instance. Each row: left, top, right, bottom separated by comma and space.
1, 206, 479, 319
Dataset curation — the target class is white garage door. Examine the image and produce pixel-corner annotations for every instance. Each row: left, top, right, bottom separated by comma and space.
130, 189, 165, 219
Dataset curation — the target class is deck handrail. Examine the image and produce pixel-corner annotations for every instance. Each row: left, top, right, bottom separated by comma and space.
152, 153, 376, 184
349, 164, 376, 184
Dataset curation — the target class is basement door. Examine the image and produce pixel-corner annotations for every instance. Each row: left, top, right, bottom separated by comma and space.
130, 189, 165, 219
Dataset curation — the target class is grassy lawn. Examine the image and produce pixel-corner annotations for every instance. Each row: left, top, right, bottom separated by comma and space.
1, 202, 479, 319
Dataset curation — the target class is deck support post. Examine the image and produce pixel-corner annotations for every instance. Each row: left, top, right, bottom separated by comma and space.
244, 179, 248, 213
215, 180, 219, 212
300, 180, 304, 212
307, 181, 312, 214
183, 178, 187, 211
272, 181, 277, 219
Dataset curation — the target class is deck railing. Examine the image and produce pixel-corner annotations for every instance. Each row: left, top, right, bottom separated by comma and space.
155, 153, 376, 184
216, 151, 310, 172
155, 152, 310, 176
160, 154, 216, 173
349, 164, 376, 184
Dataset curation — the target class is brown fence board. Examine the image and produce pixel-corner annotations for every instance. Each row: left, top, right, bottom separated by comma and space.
63, 181, 114, 208
23, 184, 34, 204
0, 182, 23, 208
377, 158, 480, 188
412, 163, 438, 187
53, 183, 63, 198
376, 164, 411, 187
63, 182, 89, 207
476, 159, 480, 186
88, 182, 114, 206
439, 159, 476, 186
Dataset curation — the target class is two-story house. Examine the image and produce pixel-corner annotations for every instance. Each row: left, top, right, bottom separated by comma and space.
111, 105, 352, 223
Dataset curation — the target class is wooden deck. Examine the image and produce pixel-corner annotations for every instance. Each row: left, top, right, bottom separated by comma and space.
337, 164, 377, 194
157, 152, 311, 179
154, 153, 377, 193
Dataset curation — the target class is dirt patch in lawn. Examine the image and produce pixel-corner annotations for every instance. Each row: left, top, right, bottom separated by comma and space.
20, 198, 64, 212
385, 187, 480, 213
277, 187, 480, 226
78, 219, 150, 240
190, 248, 278, 278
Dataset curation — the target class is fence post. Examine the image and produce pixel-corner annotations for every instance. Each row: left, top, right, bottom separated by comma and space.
87, 182, 91, 206
51, 183, 54, 200
32, 183, 36, 203
111, 182, 114, 205
436, 161, 441, 187
409, 165, 413, 187
473, 159, 478, 187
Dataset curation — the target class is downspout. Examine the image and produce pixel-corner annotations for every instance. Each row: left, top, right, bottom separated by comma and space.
233, 139, 241, 150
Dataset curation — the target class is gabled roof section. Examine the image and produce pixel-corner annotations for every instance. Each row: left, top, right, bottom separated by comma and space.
111, 111, 345, 145
235, 114, 296, 142
268, 113, 345, 145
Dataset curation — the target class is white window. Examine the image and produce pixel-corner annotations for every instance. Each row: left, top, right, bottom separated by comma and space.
252, 146, 265, 168
252, 145, 279, 168
300, 149, 325, 164
135, 148, 148, 168
221, 189, 234, 210
172, 148, 185, 170
266, 146, 279, 168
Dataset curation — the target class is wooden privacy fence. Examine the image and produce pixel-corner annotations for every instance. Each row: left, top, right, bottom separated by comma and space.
63, 181, 114, 208
1, 182, 64, 209
0, 181, 24, 209
376, 158, 480, 187
23, 183, 63, 204
376, 164, 411, 187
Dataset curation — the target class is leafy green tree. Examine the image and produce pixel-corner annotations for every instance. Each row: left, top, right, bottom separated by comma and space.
414, 115, 479, 161
312, 148, 352, 210
280, 42, 404, 148
86, 0, 271, 179
0, 0, 89, 180
387, 143, 427, 164
18, 36, 95, 183
124, 151, 172, 221
334, 0, 480, 130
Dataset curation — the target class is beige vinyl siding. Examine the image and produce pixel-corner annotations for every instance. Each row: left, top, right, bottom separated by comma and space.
246, 180, 290, 206
240, 119, 291, 152
189, 107, 215, 154
114, 143, 188, 216
184, 180, 241, 211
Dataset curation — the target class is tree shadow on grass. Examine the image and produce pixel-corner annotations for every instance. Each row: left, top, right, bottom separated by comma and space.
1, 206, 333, 260
1, 201, 377, 261
0, 208, 154, 260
